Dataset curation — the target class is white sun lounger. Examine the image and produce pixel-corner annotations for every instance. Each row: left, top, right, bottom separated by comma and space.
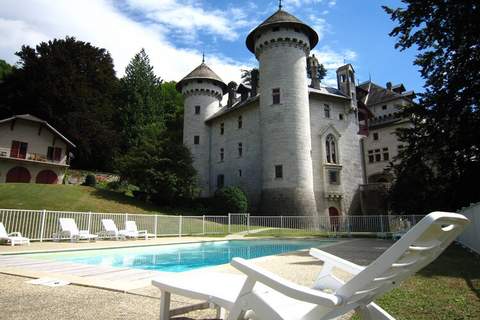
59, 218, 97, 242
0, 222, 30, 246
125, 220, 148, 239
101, 219, 128, 240
152, 211, 469, 320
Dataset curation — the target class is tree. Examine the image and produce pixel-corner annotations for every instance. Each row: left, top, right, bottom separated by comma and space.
0, 37, 120, 170
0, 60, 12, 80
115, 123, 197, 204
384, 1, 480, 213
118, 49, 163, 150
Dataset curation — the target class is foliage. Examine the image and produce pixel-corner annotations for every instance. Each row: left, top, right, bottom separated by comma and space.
307, 61, 327, 82
115, 124, 197, 205
241, 68, 259, 87
83, 174, 96, 187
0, 59, 12, 80
384, 0, 480, 213
0, 37, 120, 170
214, 186, 248, 213
118, 49, 163, 151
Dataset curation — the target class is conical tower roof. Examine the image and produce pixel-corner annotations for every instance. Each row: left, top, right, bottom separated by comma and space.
176, 62, 227, 93
246, 9, 319, 53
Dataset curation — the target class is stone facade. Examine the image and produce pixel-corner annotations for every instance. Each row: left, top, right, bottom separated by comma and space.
179, 9, 366, 216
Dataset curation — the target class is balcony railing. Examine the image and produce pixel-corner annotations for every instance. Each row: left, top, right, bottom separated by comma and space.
0, 147, 68, 165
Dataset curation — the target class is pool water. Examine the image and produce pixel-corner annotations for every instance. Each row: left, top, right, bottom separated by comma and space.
27, 239, 335, 272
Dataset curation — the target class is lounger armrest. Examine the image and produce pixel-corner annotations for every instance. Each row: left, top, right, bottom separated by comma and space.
231, 258, 342, 307
8, 232, 22, 237
310, 248, 364, 275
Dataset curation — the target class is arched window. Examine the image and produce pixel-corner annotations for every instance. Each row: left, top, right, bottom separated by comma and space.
325, 134, 337, 163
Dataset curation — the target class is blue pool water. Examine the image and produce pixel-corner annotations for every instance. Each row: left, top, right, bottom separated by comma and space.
28, 239, 335, 272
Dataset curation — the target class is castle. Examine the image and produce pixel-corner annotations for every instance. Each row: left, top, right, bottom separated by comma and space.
177, 7, 408, 217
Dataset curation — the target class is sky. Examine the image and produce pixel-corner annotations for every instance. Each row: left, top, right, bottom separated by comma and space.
0, 0, 424, 92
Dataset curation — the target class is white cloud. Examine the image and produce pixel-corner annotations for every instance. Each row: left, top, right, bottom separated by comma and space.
0, 0, 249, 83
309, 15, 329, 42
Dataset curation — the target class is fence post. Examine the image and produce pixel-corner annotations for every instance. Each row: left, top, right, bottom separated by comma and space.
179, 215, 183, 238
247, 214, 250, 234
228, 213, 231, 234
154, 215, 158, 239
88, 211, 92, 232
125, 212, 129, 225
40, 209, 46, 242
280, 216, 284, 233
412, 215, 417, 225
379, 215, 384, 238
202, 215, 206, 235
347, 216, 351, 238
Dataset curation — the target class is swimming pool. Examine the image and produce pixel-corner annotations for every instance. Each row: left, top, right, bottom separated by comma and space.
27, 239, 335, 272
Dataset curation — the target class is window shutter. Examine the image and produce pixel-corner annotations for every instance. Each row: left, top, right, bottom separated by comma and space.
54, 148, 62, 161
10, 141, 20, 158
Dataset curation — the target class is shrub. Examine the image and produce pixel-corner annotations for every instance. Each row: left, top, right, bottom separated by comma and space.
83, 174, 96, 187
214, 186, 248, 213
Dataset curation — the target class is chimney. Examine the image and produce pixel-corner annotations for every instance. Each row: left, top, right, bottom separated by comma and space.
386, 82, 392, 91
227, 81, 237, 108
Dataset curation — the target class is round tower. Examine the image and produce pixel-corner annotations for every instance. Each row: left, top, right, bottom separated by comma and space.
176, 62, 227, 197
246, 9, 319, 215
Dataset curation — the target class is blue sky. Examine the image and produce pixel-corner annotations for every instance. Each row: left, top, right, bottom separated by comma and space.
0, 0, 423, 92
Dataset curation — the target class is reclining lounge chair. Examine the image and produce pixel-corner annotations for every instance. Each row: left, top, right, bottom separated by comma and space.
0, 222, 30, 246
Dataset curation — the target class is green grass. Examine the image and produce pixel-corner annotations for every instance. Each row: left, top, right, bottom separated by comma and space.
352, 245, 480, 319
0, 183, 196, 215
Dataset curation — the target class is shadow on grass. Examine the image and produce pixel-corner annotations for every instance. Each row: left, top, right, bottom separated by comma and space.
90, 188, 197, 215
417, 244, 480, 299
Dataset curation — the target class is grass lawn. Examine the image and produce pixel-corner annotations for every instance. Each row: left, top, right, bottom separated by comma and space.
352, 244, 480, 319
0, 183, 196, 215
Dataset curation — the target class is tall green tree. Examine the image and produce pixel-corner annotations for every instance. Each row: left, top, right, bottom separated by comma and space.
384, 0, 480, 213
0, 60, 12, 80
118, 49, 163, 150
0, 37, 120, 170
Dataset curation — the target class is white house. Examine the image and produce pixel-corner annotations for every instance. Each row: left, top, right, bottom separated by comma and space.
0, 114, 75, 184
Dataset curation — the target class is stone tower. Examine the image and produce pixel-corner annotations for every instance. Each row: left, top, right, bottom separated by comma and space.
176, 62, 227, 197
337, 64, 358, 111
246, 9, 319, 215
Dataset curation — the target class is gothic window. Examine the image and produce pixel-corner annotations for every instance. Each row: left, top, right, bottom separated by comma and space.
195, 105, 200, 114
275, 165, 283, 179
194, 136, 200, 145
324, 104, 330, 118
272, 88, 280, 104
325, 134, 337, 164
238, 116, 243, 129
220, 148, 224, 162
220, 123, 224, 135
238, 143, 243, 157
329, 170, 340, 185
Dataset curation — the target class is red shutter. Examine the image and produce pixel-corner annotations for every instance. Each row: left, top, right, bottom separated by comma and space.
54, 147, 62, 162
10, 141, 20, 158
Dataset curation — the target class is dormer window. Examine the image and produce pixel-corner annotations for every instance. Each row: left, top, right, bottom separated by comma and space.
325, 134, 337, 164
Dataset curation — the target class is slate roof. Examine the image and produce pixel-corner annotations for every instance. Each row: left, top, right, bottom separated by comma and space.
176, 63, 227, 93
0, 114, 76, 147
246, 9, 319, 53
358, 81, 414, 106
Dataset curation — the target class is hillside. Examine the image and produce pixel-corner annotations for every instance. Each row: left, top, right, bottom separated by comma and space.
0, 184, 191, 215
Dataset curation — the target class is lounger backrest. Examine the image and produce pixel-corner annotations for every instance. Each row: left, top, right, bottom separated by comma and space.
336, 212, 469, 306
125, 221, 137, 232
102, 219, 118, 232
59, 218, 79, 236
0, 222, 8, 237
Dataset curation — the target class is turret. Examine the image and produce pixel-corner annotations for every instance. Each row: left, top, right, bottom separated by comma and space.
336, 64, 357, 111
177, 62, 227, 197
246, 8, 319, 215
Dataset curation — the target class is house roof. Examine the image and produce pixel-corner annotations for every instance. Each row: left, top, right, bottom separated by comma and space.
309, 86, 350, 100
176, 63, 227, 93
246, 9, 319, 53
358, 81, 414, 106
0, 114, 76, 147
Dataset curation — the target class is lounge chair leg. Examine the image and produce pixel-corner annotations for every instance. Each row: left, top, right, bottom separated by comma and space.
356, 303, 396, 320
159, 290, 171, 320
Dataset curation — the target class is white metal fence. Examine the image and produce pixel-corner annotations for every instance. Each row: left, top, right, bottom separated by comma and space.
0, 208, 425, 242
458, 202, 480, 254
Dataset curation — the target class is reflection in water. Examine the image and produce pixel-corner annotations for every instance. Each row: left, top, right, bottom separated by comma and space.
38, 240, 334, 272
